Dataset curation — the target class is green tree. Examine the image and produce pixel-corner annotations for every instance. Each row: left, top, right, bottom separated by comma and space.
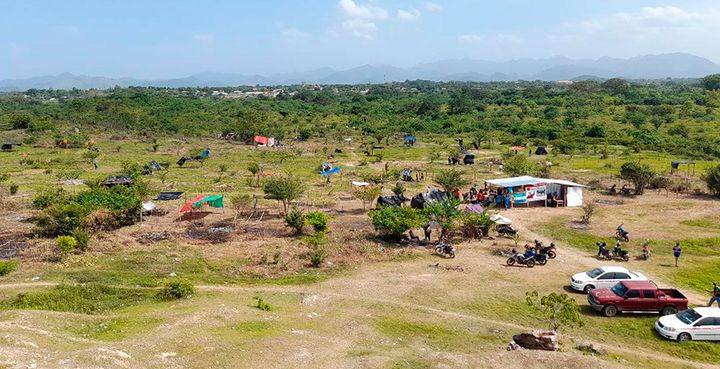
702, 74, 720, 90
352, 186, 382, 210
423, 198, 461, 238
526, 291, 584, 332
619, 161, 655, 195
502, 154, 535, 176
263, 176, 305, 214
434, 169, 469, 192
702, 164, 720, 197
247, 162, 262, 187
369, 206, 427, 239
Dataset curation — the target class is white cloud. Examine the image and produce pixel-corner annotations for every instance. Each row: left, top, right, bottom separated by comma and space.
279, 24, 308, 39
397, 8, 421, 22
338, 0, 388, 20
342, 19, 378, 40
425, 2, 442, 12
547, 6, 720, 58
192, 33, 214, 42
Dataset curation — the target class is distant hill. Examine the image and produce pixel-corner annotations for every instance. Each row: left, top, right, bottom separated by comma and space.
1, 53, 718, 90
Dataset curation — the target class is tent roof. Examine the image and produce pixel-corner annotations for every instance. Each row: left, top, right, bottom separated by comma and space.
671, 160, 695, 165
490, 214, 512, 225
485, 176, 585, 188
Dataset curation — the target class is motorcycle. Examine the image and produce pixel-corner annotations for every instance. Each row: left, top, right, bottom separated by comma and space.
597, 242, 612, 260
435, 242, 456, 258
538, 242, 557, 259
533, 251, 548, 265
615, 225, 630, 242
506, 249, 536, 268
497, 224, 518, 237
612, 246, 630, 262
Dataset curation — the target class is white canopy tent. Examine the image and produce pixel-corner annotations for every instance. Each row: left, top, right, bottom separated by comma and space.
484, 176, 586, 207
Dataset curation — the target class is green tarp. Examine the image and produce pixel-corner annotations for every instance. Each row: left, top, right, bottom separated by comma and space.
192, 195, 224, 209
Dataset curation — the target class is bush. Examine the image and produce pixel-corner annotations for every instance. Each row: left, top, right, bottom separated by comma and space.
703, 164, 720, 197
526, 291, 584, 332
619, 161, 655, 195
580, 203, 596, 224
284, 207, 306, 235
55, 235, 78, 256
434, 168, 469, 192
8, 183, 18, 195
0, 283, 154, 314
391, 182, 405, 196
352, 186, 382, 210
648, 176, 671, 190
255, 297, 272, 311
37, 204, 89, 237
32, 188, 68, 209
460, 211, 493, 238
263, 175, 305, 214
309, 246, 327, 268
305, 211, 328, 233
158, 281, 195, 300
72, 229, 90, 252
230, 192, 255, 220
0, 260, 17, 276
502, 154, 535, 176
369, 206, 427, 238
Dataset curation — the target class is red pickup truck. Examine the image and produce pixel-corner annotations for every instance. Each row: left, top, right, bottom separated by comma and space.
588, 281, 688, 317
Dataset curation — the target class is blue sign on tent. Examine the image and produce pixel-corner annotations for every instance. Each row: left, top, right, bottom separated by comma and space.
320, 167, 342, 176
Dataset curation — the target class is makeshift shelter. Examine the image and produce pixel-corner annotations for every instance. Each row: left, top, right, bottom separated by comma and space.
155, 191, 184, 201
180, 195, 224, 213
320, 167, 341, 176
463, 152, 475, 165
102, 175, 133, 188
464, 204, 484, 214
404, 136, 417, 146
148, 160, 162, 171
194, 149, 210, 160
351, 181, 369, 187
535, 146, 548, 155
377, 195, 406, 207
1, 143, 12, 152
410, 191, 449, 209
490, 214, 512, 225
671, 160, 695, 175
254, 135, 275, 147
484, 176, 585, 207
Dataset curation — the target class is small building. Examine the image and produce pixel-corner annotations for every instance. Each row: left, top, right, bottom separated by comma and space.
484, 175, 585, 207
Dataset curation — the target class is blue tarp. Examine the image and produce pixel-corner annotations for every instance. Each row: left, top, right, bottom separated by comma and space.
320, 167, 342, 176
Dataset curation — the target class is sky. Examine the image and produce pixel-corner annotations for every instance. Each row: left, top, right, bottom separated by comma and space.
2, 0, 720, 79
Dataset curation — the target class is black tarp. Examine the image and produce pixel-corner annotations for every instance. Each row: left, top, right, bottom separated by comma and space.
377, 194, 406, 207
149, 160, 162, 171
410, 191, 450, 209
463, 153, 475, 165
102, 175, 133, 187
1, 144, 12, 152
155, 191, 184, 201
535, 147, 548, 155
177, 157, 188, 166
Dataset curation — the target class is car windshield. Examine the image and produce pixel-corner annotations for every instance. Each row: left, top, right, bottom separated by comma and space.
611, 283, 627, 297
676, 309, 702, 325
587, 268, 604, 278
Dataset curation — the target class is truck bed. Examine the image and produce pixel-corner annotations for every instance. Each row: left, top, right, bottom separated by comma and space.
658, 289, 685, 299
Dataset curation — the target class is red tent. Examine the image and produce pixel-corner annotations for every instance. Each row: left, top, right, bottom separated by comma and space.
254, 135, 270, 145
180, 195, 205, 213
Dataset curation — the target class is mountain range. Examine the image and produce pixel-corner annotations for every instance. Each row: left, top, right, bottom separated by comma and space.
2, 53, 718, 91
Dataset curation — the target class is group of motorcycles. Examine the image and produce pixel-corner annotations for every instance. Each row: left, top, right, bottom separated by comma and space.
596, 224, 652, 262
506, 240, 558, 268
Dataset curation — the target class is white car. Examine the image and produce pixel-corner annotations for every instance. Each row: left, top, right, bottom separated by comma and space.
570, 266, 648, 293
655, 307, 720, 342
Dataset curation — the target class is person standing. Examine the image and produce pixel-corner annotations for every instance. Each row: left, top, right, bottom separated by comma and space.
709, 282, 720, 307
672, 242, 682, 267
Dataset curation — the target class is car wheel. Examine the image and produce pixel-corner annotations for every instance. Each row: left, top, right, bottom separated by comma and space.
583, 285, 595, 294
677, 332, 691, 342
506, 258, 515, 266
602, 305, 618, 317
526, 259, 535, 268
661, 306, 677, 316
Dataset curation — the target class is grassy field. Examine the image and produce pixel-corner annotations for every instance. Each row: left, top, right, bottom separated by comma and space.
1, 134, 719, 368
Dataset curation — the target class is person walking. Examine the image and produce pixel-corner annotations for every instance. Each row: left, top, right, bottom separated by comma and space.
672, 242, 682, 267
709, 282, 720, 307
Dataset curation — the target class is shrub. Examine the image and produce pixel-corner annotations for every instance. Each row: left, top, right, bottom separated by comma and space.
230, 192, 255, 220
8, 183, 18, 195
37, 204, 89, 237
526, 291, 584, 332
72, 229, 90, 252
284, 207, 306, 235
309, 246, 327, 267
255, 297, 272, 311
55, 235, 78, 256
619, 161, 655, 195
502, 154, 535, 176
158, 281, 194, 300
263, 175, 305, 214
32, 188, 68, 209
369, 206, 427, 238
703, 164, 720, 197
460, 211, 493, 238
0, 260, 17, 276
648, 176, 671, 190
434, 168, 470, 192
423, 198, 462, 235
352, 186, 382, 210
0, 283, 154, 314
305, 211, 328, 233
580, 203, 595, 224
391, 182, 405, 196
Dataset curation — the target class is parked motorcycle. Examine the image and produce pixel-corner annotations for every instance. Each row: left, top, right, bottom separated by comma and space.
435, 242, 456, 258
538, 242, 557, 259
506, 249, 536, 268
612, 245, 630, 262
497, 224, 518, 237
533, 251, 548, 265
597, 241, 612, 260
